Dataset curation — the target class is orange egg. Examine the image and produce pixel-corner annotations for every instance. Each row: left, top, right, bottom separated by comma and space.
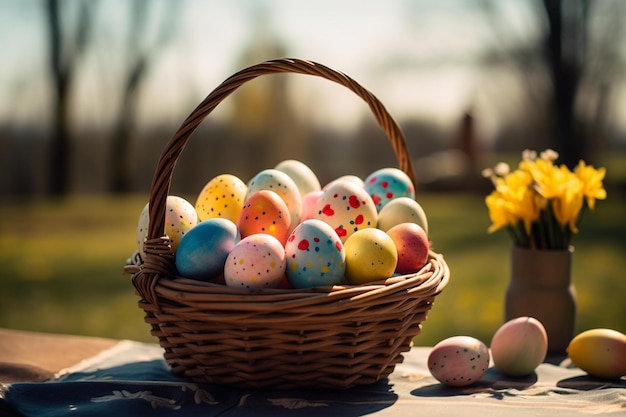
237, 190, 291, 246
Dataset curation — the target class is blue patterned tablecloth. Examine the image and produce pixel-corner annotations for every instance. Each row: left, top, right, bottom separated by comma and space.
1, 339, 625, 416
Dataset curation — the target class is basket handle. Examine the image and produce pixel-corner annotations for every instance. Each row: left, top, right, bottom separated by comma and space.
146, 58, 416, 242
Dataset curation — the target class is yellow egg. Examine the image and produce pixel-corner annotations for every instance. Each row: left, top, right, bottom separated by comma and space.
567, 328, 626, 379
195, 174, 248, 223
344, 228, 397, 284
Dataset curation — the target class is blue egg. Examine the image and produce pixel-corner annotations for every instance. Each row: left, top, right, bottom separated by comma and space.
285, 219, 346, 288
175, 218, 239, 281
364, 168, 415, 211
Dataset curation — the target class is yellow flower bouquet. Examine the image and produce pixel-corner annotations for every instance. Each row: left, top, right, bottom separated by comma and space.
483, 149, 607, 250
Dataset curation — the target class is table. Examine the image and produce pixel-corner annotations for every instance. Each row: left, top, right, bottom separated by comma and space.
1, 328, 624, 416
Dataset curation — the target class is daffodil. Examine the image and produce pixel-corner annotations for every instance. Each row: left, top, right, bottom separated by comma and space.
483, 149, 607, 250
575, 160, 607, 210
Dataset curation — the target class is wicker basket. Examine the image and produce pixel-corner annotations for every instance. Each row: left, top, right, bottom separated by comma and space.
127, 58, 450, 390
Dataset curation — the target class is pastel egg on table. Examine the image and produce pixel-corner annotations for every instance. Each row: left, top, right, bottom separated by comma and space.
195, 174, 248, 223
136, 195, 198, 257
237, 190, 291, 246
313, 180, 377, 243
285, 219, 346, 288
428, 336, 490, 387
364, 168, 415, 211
246, 168, 302, 228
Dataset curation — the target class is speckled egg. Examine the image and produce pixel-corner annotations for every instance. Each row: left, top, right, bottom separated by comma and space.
246, 169, 302, 229
195, 174, 248, 223
364, 168, 415, 211
224, 234, 286, 290
136, 195, 199, 257
313, 180, 377, 243
175, 218, 239, 281
274, 159, 321, 197
343, 228, 397, 284
428, 336, 490, 387
386, 223, 430, 274
285, 219, 346, 288
377, 197, 429, 233
237, 190, 291, 246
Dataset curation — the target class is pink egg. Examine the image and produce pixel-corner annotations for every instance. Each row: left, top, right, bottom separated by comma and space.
301, 190, 323, 222
237, 190, 291, 246
224, 234, 286, 290
386, 223, 430, 274
428, 336, 490, 387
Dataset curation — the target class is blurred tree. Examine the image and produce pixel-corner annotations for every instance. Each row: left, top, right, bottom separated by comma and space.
45, 0, 92, 196
108, 0, 180, 193
481, 0, 623, 167
542, 0, 588, 168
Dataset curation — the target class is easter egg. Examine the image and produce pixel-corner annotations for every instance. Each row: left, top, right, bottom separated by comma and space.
377, 197, 429, 233
237, 190, 291, 246
567, 328, 626, 379
246, 169, 302, 229
343, 228, 397, 284
224, 234, 286, 290
301, 190, 323, 222
175, 218, 239, 281
490, 317, 548, 376
195, 174, 248, 223
364, 168, 415, 211
313, 180, 377, 243
386, 223, 430, 274
285, 219, 346, 288
323, 175, 365, 190
136, 195, 199, 257
274, 159, 321, 197
428, 336, 490, 387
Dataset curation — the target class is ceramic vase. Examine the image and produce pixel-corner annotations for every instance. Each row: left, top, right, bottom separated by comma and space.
505, 245, 576, 355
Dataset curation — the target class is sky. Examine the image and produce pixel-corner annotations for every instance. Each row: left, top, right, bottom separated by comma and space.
0, 0, 623, 146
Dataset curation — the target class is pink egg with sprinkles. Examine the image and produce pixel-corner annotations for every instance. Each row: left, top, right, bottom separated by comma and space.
224, 234, 286, 290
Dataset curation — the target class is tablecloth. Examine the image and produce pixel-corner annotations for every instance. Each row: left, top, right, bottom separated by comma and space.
1, 337, 625, 416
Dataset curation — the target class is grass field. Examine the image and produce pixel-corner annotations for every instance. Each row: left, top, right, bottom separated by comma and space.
1, 189, 624, 348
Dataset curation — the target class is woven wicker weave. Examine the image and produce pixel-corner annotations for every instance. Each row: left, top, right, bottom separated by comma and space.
128, 58, 450, 389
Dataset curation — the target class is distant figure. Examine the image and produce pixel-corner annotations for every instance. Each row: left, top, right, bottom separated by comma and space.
456, 112, 479, 173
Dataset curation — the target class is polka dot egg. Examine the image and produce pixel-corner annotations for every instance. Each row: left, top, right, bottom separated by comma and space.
313, 180, 377, 243
136, 195, 198, 257
224, 234, 286, 290
246, 169, 302, 229
195, 174, 248, 223
364, 168, 415, 211
428, 336, 490, 387
285, 219, 346, 288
